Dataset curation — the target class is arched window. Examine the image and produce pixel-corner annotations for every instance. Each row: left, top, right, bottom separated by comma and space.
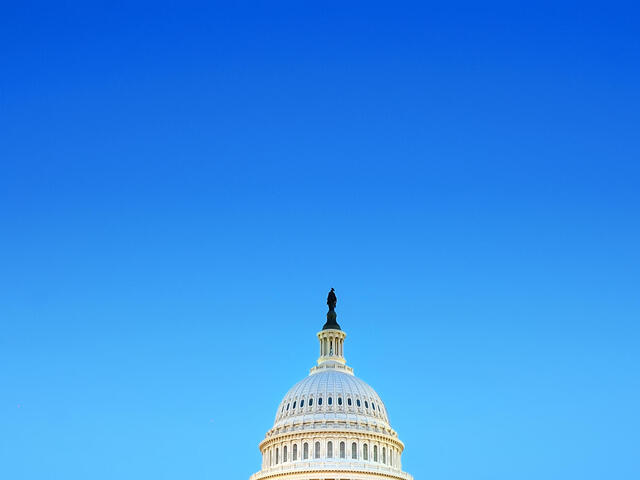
303, 443, 309, 460
293, 444, 297, 461
340, 441, 345, 458
382, 447, 386, 464
276, 448, 279, 464
338, 397, 343, 406
315, 442, 320, 459
390, 449, 394, 466
286, 403, 290, 410
327, 441, 333, 458
372, 402, 376, 410
328, 396, 332, 405
293, 401, 296, 409
309, 398, 313, 406
356, 399, 361, 407
300, 399, 304, 408
374, 445, 378, 462
283, 445, 288, 462
269, 449, 272, 466
352, 442, 357, 459
347, 398, 352, 406
365, 400, 369, 409
318, 397, 323, 406
363, 444, 369, 460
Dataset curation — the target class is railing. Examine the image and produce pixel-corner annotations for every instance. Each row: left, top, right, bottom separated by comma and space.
265, 421, 396, 438
249, 460, 413, 480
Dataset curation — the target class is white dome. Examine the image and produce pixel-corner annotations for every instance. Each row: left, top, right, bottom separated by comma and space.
250, 313, 413, 480
273, 369, 390, 430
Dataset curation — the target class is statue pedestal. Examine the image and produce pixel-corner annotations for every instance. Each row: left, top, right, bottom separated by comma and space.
322, 310, 341, 330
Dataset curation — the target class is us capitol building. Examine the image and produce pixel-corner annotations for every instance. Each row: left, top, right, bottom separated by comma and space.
249, 289, 414, 480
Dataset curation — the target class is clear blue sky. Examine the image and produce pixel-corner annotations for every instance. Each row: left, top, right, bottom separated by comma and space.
1, 2, 639, 479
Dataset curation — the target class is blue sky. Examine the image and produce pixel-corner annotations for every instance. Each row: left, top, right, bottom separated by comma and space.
1, 2, 639, 479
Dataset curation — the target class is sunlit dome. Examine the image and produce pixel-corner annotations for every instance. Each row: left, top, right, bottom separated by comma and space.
249, 290, 413, 480
273, 369, 391, 430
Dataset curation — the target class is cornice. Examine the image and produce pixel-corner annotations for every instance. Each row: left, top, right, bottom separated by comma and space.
250, 463, 413, 480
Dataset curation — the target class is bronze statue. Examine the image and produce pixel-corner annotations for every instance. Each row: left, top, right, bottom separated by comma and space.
327, 288, 337, 311
323, 288, 341, 330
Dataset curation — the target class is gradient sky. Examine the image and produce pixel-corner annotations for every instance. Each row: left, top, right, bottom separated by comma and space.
1, 2, 639, 480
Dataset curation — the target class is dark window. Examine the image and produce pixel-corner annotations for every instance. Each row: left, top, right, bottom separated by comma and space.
357, 399, 361, 407
338, 397, 343, 406
283, 445, 288, 462
365, 401, 369, 408
286, 403, 290, 410
363, 444, 368, 460
276, 448, 279, 464
347, 398, 352, 406
300, 399, 304, 408
293, 401, 296, 409
303, 443, 309, 460
318, 397, 323, 406
328, 397, 332, 405
293, 444, 297, 461
327, 441, 333, 458
315, 442, 320, 459
309, 398, 313, 406
371, 402, 375, 410
352, 442, 357, 459
340, 442, 345, 458
374, 445, 378, 462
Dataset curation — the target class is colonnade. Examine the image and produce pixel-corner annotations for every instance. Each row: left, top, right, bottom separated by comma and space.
318, 330, 346, 359
262, 436, 402, 471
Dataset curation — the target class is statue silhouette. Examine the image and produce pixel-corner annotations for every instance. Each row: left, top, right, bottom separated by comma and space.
323, 288, 341, 330
327, 288, 337, 311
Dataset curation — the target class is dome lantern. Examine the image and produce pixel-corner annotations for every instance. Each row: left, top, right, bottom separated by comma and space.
312, 288, 352, 375
312, 327, 351, 374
